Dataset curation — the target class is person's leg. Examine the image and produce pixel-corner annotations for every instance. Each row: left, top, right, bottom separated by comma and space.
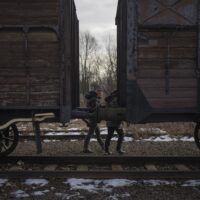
83, 123, 96, 153
116, 128, 125, 154
105, 127, 115, 154
95, 126, 104, 150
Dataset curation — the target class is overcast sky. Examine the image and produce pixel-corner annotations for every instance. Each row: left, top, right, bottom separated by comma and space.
74, 0, 118, 42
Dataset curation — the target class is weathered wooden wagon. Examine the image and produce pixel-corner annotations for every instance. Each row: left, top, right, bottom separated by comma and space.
116, 0, 200, 148
0, 0, 79, 156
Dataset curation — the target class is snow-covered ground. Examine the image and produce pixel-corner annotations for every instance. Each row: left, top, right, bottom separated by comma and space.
24, 179, 49, 187
0, 178, 8, 187
1, 178, 200, 198
43, 128, 194, 143
140, 128, 167, 135
142, 135, 194, 142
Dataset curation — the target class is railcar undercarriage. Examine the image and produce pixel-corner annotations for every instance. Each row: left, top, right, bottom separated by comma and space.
0, 107, 200, 156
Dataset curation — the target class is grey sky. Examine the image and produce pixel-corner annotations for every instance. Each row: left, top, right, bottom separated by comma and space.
74, 0, 118, 42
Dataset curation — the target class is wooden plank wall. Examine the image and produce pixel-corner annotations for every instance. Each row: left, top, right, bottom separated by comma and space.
0, 0, 59, 25
137, 0, 198, 109
116, 0, 127, 106
0, 30, 60, 107
28, 31, 60, 107
137, 30, 197, 108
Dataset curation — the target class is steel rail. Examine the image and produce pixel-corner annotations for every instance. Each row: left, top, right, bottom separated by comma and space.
0, 156, 200, 179
0, 156, 199, 165
18, 134, 134, 141
0, 170, 200, 180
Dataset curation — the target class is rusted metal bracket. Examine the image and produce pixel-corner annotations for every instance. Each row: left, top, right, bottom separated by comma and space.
165, 35, 170, 95
32, 121, 42, 154
58, 0, 72, 124
22, 27, 30, 105
0, 25, 59, 35
197, 1, 200, 113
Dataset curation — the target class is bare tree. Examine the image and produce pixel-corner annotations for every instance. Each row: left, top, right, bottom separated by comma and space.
101, 34, 117, 95
79, 31, 99, 95
79, 31, 117, 98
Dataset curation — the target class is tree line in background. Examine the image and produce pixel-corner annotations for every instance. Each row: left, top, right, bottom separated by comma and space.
79, 31, 117, 97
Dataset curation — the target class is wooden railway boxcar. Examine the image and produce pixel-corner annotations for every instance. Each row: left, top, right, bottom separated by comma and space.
116, 0, 200, 123
0, 0, 79, 128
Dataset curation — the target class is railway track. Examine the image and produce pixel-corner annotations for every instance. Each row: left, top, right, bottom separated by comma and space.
18, 129, 134, 141
0, 156, 200, 180
18, 133, 133, 141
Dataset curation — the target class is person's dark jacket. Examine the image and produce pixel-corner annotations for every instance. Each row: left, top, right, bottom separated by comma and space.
85, 91, 100, 109
105, 91, 121, 128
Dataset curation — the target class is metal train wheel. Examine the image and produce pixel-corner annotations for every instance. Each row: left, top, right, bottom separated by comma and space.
194, 123, 200, 150
0, 124, 19, 156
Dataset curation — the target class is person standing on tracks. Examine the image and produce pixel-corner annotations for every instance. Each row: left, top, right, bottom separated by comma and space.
104, 90, 125, 155
83, 87, 104, 153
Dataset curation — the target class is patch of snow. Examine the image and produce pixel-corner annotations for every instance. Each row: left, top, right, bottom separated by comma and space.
43, 139, 60, 143
64, 179, 103, 193
45, 132, 66, 136
73, 119, 79, 122
45, 131, 84, 136
103, 179, 136, 187
91, 137, 133, 143
67, 128, 79, 131
121, 193, 131, 198
31, 190, 49, 196
107, 195, 118, 200
110, 137, 118, 141
142, 135, 194, 142
143, 180, 176, 186
55, 192, 81, 199
100, 129, 108, 135
140, 128, 167, 134
24, 179, 49, 187
11, 190, 30, 198
64, 179, 137, 193
0, 179, 8, 187
143, 135, 178, 142
68, 132, 86, 135
182, 180, 200, 187
41, 128, 54, 131
180, 136, 194, 142
124, 137, 133, 142
108, 193, 130, 200
90, 138, 98, 142
70, 139, 79, 142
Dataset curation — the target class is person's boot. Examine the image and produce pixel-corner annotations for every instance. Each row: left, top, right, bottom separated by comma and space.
83, 135, 93, 153
116, 132, 124, 154
83, 149, 93, 153
116, 149, 125, 155
100, 142, 105, 151
105, 142, 112, 155
104, 149, 112, 155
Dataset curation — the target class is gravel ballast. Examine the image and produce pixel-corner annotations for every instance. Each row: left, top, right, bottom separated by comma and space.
2, 130, 200, 200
